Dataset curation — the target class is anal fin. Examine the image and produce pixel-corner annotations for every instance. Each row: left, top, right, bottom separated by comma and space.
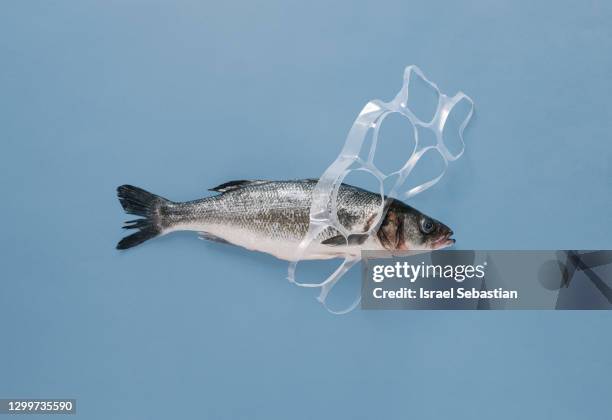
198, 231, 234, 246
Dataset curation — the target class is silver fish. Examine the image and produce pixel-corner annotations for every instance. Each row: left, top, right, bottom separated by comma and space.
116, 179, 455, 260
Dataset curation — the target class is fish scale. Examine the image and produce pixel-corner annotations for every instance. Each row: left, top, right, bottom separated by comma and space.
167, 180, 382, 242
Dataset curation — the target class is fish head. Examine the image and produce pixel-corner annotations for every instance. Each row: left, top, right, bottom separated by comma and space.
408, 212, 455, 250
378, 200, 455, 251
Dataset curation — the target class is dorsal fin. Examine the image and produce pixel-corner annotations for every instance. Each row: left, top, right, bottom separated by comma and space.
209, 180, 269, 193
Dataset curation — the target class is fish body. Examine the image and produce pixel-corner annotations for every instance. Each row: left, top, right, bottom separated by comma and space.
117, 179, 455, 260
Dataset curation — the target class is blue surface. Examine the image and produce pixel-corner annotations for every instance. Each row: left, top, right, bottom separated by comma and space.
1, 1, 611, 419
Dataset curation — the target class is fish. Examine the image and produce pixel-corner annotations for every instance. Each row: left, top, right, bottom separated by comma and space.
116, 179, 455, 261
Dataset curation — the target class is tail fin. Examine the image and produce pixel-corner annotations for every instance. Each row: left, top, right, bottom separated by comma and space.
116, 185, 169, 250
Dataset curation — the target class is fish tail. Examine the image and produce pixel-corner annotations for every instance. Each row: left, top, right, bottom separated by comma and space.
116, 185, 170, 250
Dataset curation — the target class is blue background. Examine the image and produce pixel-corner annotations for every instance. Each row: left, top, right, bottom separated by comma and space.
1, 1, 611, 419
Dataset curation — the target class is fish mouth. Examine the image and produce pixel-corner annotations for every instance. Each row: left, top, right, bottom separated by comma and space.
432, 231, 455, 249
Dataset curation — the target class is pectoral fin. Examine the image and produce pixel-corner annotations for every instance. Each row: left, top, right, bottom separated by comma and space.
321, 234, 369, 247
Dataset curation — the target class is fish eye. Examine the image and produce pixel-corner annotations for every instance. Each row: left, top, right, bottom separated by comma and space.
420, 217, 435, 234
